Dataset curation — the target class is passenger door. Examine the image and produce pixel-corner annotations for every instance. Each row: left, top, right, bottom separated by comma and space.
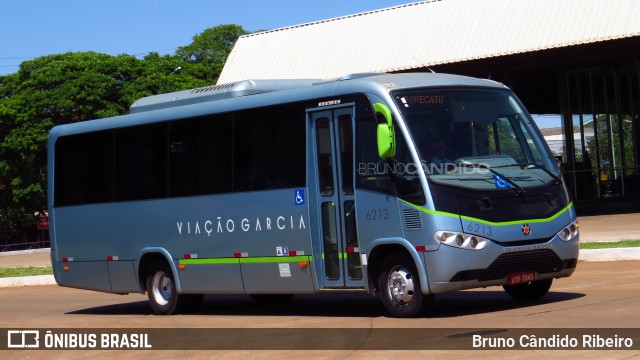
309, 106, 365, 288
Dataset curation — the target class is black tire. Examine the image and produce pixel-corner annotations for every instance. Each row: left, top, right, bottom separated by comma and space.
146, 260, 195, 315
378, 252, 429, 318
502, 278, 553, 301
250, 294, 295, 303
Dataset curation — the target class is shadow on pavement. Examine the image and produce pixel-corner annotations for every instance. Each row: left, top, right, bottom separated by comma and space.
66, 290, 585, 318
426, 290, 586, 318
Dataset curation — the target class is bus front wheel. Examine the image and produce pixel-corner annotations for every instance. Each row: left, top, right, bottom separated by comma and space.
378, 252, 429, 318
146, 260, 201, 315
502, 278, 553, 301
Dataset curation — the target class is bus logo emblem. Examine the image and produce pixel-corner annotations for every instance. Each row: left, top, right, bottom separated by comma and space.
295, 189, 305, 205
522, 224, 531, 236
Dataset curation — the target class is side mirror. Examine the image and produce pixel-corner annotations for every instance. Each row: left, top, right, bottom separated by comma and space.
374, 103, 395, 158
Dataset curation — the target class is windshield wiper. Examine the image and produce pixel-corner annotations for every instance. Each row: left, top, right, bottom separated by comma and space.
492, 163, 562, 186
459, 163, 525, 195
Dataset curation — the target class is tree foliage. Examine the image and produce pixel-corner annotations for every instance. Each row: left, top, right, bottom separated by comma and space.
175, 24, 249, 83
0, 24, 248, 236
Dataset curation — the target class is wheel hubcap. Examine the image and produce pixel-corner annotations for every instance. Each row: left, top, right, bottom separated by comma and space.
152, 272, 172, 306
387, 266, 415, 305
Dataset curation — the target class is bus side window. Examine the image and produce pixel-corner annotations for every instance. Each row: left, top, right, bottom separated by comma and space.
54, 130, 114, 206
233, 103, 306, 192
115, 123, 167, 201
168, 113, 232, 197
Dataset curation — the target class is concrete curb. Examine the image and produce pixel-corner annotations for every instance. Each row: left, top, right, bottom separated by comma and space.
0, 274, 55, 287
578, 247, 640, 262
0, 248, 638, 288
0, 248, 50, 257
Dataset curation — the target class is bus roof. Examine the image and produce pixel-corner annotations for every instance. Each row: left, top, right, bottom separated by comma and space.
129, 79, 320, 114
129, 72, 506, 114
49, 72, 507, 141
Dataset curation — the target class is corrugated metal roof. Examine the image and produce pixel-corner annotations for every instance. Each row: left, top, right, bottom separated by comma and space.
218, 0, 640, 83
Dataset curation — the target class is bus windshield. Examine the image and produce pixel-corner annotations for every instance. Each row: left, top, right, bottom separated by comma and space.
393, 88, 557, 190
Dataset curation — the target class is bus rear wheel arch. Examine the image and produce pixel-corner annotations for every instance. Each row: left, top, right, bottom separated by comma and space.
145, 259, 202, 315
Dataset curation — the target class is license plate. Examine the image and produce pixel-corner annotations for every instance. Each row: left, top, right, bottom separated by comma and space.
509, 271, 536, 285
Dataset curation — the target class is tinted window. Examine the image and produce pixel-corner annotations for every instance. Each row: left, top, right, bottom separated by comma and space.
315, 117, 334, 196
233, 103, 306, 191
54, 131, 114, 206
54, 101, 308, 206
115, 123, 167, 201
394, 88, 556, 190
338, 114, 354, 194
169, 114, 232, 197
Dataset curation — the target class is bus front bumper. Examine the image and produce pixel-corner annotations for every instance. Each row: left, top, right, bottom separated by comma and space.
424, 235, 579, 294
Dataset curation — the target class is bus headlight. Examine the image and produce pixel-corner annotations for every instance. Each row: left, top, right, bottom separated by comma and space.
557, 221, 579, 241
434, 231, 489, 250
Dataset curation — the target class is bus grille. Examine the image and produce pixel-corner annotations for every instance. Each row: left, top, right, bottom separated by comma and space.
402, 208, 423, 230
478, 249, 564, 281
449, 249, 569, 282
491, 237, 552, 247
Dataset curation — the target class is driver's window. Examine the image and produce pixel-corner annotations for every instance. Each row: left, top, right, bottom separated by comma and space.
488, 117, 526, 161
518, 120, 544, 163
355, 99, 425, 205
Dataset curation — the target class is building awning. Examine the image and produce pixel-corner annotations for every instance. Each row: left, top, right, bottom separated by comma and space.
218, 0, 640, 84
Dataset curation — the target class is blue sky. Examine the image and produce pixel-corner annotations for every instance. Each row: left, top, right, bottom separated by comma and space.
0, 0, 561, 128
1, 0, 413, 76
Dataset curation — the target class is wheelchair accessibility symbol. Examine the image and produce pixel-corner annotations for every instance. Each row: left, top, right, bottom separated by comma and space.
294, 189, 305, 205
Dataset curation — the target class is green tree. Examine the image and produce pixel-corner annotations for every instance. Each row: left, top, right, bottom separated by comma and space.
122, 51, 209, 104
175, 24, 249, 83
0, 73, 22, 234
0, 52, 131, 233
0, 24, 250, 239
0, 51, 204, 234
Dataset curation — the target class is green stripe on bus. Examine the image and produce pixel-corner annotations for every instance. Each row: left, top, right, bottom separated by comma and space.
180, 256, 311, 265
400, 199, 574, 227
239, 256, 311, 264
180, 258, 239, 265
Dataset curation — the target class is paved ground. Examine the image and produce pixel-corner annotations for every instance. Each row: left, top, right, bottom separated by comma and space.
577, 212, 640, 242
1, 214, 639, 357
1, 260, 639, 358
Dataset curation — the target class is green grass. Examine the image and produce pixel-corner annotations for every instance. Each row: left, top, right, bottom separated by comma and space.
580, 239, 640, 250
0, 266, 53, 278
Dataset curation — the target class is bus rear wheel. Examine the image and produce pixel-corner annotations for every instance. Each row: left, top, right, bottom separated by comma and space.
502, 278, 553, 301
378, 252, 429, 318
146, 260, 202, 315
